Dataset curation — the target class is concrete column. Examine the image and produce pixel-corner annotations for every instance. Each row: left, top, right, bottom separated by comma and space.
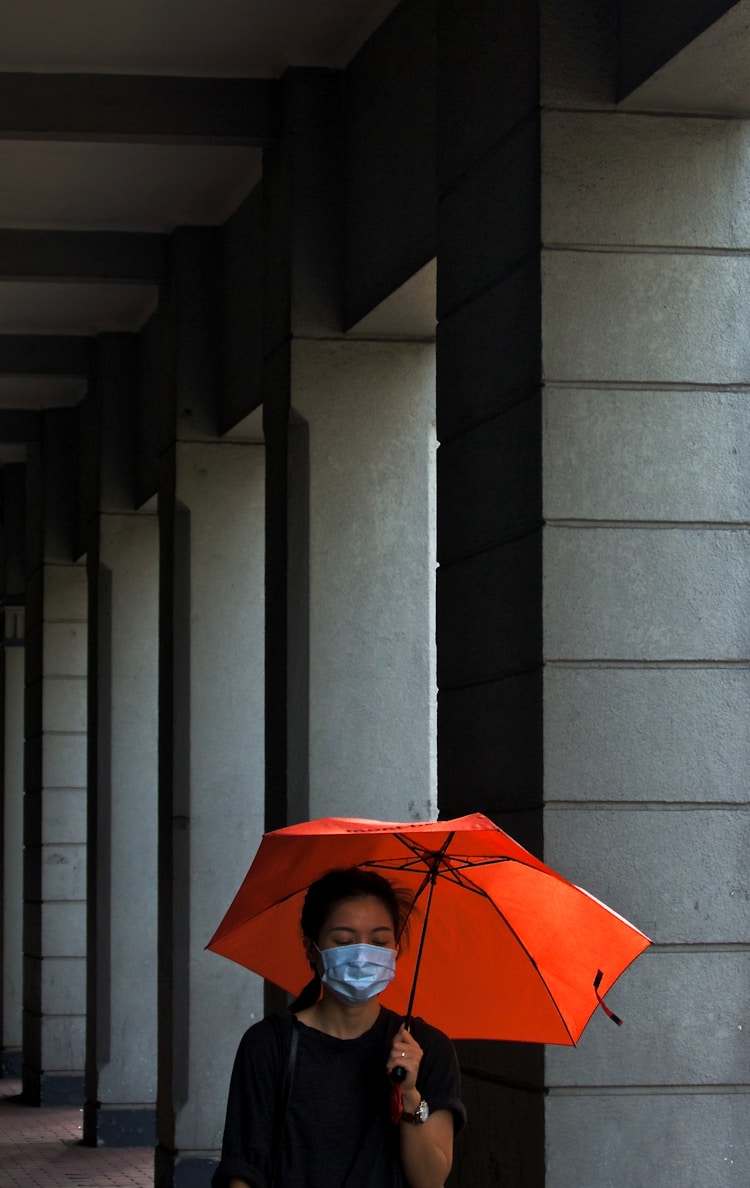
262, 69, 343, 833
155, 228, 266, 1188
86, 512, 159, 1144
2, 609, 24, 1076
23, 411, 88, 1105
265, 69, 438, 829
291, 337, 437, 822
1, 464, 25, 1078
439, 3, 749, 1184
79, 333, 159, 1147
540, 7, 750, 1185
437, 4, 545, 1184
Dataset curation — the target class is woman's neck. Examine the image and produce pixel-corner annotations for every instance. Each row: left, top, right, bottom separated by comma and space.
295, 993, 380, 1039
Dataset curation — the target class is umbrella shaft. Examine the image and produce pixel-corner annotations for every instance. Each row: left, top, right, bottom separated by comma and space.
404, 853, 440, 1025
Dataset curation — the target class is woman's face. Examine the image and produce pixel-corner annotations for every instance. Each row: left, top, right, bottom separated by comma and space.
308, 894, 397, 965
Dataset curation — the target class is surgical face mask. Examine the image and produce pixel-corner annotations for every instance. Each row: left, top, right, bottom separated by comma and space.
317, 942, 397, 1005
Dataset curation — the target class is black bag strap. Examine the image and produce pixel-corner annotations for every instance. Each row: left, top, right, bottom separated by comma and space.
269, 1016, 300, 1188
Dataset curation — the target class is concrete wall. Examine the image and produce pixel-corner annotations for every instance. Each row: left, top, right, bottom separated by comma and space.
540, 8, 750, 1186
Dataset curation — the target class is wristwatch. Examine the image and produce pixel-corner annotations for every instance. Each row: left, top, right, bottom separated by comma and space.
401, 1099, 430, 1125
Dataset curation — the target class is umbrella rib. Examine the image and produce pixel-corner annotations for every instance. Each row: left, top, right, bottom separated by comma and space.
369, 841, 578, 1044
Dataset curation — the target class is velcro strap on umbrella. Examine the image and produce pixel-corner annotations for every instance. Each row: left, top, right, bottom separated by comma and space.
594, 969, 623, 1026
390, 1081, 403, 1124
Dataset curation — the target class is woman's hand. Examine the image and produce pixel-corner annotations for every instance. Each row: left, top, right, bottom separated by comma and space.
388, 1023, 454, 1188
387, 1023, 423, 1091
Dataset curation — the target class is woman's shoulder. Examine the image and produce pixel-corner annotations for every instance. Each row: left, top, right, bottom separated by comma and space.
236, 1010, 295, 1055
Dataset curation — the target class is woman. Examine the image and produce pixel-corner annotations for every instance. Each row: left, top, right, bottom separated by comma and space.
212, 866, 466, 1188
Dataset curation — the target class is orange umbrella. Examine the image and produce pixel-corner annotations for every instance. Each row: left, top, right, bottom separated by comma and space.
207, 812, 651, 1045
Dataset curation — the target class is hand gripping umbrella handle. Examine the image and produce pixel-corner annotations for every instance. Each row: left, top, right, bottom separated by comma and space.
389, 1012, 412, 1083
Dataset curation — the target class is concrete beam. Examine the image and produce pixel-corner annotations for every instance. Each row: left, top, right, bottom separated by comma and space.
0, 336, 91, 376
0, 230, 168, 283
0, 410, 40, 442
0, 73, 280, 144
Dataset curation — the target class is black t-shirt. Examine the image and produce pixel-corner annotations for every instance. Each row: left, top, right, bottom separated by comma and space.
212, 1007, 466, 1188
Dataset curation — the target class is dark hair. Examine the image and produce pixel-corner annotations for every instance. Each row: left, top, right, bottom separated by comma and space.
289, 866, 412, 1012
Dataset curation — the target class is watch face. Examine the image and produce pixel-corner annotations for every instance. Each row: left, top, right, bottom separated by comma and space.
415, 1100, 429, 1123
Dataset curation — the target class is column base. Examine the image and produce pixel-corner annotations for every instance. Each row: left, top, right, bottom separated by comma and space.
155, 1144, 219, 1188
1, 1047, 22, 1077
83, 1100, 156, 1147
22, 1068, 84, 1106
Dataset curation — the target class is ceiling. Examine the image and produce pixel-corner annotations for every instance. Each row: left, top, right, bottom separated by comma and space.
0, 1, 400, 76
0, 0, 401, 448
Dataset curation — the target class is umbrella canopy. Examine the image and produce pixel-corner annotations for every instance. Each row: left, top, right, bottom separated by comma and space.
207, 812, 651, 1045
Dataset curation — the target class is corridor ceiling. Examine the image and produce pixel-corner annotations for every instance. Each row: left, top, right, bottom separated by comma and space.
0, 0, 399, 460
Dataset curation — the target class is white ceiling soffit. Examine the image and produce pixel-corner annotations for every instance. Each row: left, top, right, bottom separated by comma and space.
0, 0, 401, 75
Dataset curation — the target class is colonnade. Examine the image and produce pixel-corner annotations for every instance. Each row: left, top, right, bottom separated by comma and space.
1, 3, 748, 1185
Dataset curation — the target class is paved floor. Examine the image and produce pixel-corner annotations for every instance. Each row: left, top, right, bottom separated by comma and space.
0, 1079, 153, 1188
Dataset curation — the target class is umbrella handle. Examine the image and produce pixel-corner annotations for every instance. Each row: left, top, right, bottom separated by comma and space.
389, 1008, 414, 1082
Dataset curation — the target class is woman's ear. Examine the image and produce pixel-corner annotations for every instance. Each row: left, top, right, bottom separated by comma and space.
303, 936, 320, 973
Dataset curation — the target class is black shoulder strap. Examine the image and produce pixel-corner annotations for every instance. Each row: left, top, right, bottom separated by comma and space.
282, 1018, 300, 1108
269, 1015, 299, 1188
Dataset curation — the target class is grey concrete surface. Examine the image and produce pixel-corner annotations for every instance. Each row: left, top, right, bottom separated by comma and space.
292, 338, 438, 822
546, 1090, 750, 1188
544, 666, 750, 803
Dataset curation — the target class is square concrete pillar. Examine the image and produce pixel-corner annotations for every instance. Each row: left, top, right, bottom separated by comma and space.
24, 558, 87, 1105
22, 413, 88, 1106
540, 8, 750, 1187
290, 336, 438, 823
156, 440, 266, 1187
438, 3, 749, 1188
84, 511, 159, 1146
2, 619, 25, 1075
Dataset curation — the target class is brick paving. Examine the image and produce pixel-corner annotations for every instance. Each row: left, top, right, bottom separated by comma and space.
0, 1080, 153, 1188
